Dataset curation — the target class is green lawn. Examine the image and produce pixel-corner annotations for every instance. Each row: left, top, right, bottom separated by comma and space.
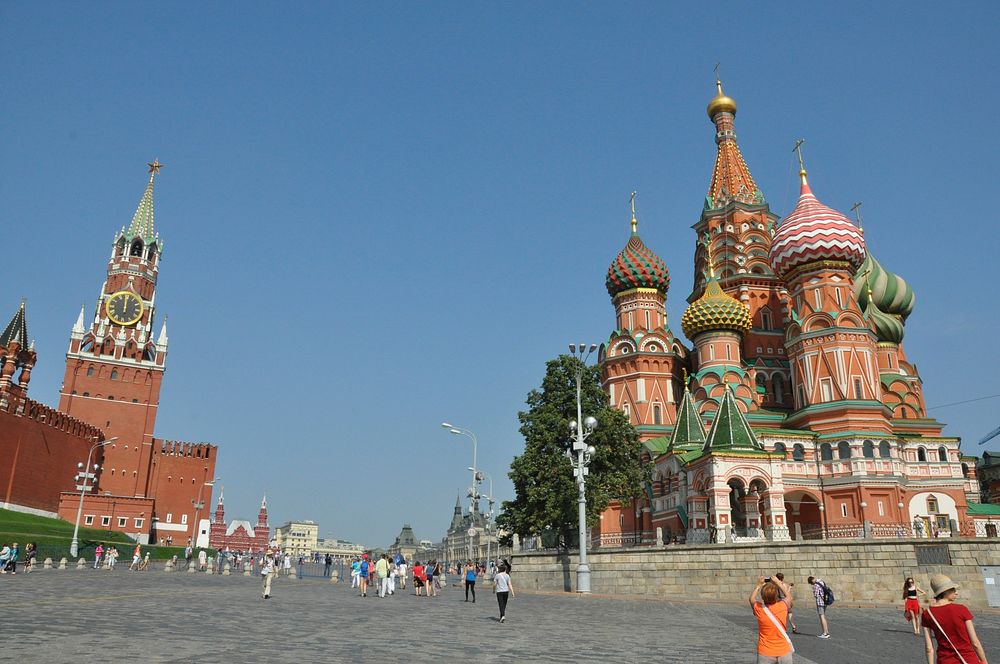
0, 508, 210, 563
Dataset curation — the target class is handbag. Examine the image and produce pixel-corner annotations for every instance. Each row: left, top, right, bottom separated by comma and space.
761, 603, 795, 653
924, 607, 969, 664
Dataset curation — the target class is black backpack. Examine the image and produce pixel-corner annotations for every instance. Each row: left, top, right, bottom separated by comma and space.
822, 582, 835, 606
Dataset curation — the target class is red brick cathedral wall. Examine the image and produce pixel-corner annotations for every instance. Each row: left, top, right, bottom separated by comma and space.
0, 401, 103, 513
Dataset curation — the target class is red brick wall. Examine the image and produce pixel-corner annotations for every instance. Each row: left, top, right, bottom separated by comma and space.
57, 492, 154, 542
148, 441, 217, 544
0, 401, 103, 513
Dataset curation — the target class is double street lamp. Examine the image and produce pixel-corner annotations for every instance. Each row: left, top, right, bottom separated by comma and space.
191, 476, 221, 548
442, 423, 479, 514
471, 467, 496, 569
568, 343, 599, 594
70, 436, 118, 558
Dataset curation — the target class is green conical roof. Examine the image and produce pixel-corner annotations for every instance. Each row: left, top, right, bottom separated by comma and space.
123, 161, 163, 244
669, 386, 707, 451
0, 301, 28, 348
703, 385, 762, 452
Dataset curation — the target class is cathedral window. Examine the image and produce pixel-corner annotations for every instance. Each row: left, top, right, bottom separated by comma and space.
773, 442, 786, 456
107, 395, 114, 400
837, 441, 852, 459
926, 496, 939, 513
937, 446, 948, 462
901, 406, 909, 418
962, 463, 969, 478
813, 289, 822, 310
622, 403, 630, 421
879, 441, 891, 458
726, 344, 732, 360
130, 240, 143, 257
853, 379, 863, 399
708, 345, 715, 361
645, 311, 650, 329
835, 288, 843, 307
917, 447, 927, 462
792, 444, 805, 461
132, 399, 138, 403
863, 440, 875, 458
653, 404, 662, 425
840, 503, 848, 518
87, 366, 94, 377
820, 443, 833, 461
820, 380, 833, 402
110, 369, 118, 380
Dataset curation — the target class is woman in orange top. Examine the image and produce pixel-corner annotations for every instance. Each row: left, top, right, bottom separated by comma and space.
749, 576, 794, 664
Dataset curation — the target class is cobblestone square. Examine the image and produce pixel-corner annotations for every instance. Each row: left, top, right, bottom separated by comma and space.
3, 566, 999, 663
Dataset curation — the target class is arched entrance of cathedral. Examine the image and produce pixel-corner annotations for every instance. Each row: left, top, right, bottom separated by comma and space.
727, 478, 747, 537
784, 490, 822, 540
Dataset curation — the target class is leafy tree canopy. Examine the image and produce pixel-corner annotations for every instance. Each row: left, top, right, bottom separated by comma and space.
496, 354, 650, 549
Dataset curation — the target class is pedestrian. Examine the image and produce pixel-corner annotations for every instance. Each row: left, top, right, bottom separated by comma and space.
93, 543, 104, 570
260, 550, 275, 599
23, 542, 36, 573
282, 552, 292, 577
376, 553, 390, 598
109, 546, 119, 569
750, 576, 794, 664
351, 556, 361, 588
493, 562, 515, 623
434, 560, 444, 593
397, 554, 407, 590
185, 543, 193, 568
129, 544, 142, 570
1, 543, 19, 574
388, 557, 397, 595
426, 558, 436, 597
775, 573, 798, 634
297, 556, 305, 579
198, 548, 208, 571
903, 577, 928, 636
464, 560, 477, 603
324, 554, 332, 578
359, 554, 370, 597
807, 576, 831, 639
922, 573, 988, 664
413, 560, 425, 597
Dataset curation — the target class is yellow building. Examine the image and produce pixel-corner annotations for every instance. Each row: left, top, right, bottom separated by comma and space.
274, 520, 319, 556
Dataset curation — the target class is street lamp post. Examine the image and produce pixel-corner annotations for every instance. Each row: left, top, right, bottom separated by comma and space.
442, 422, 480, 514
472, 468, 495, 572
70, 437, 118, 558
191, 476, 221, 548
568, 343, 599, 593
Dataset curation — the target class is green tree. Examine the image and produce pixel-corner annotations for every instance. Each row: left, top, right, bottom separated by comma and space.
496, 354, 650, 549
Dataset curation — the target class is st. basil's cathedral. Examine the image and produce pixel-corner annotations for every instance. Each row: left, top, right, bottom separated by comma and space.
595, 80, 997, 545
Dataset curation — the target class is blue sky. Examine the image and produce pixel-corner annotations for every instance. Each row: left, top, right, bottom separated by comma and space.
3, 2, 998, 547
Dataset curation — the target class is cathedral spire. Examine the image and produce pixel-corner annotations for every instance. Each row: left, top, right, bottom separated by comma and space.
125, 160, 163, 243
703, 385, 762, 452
705, 78, 763, 210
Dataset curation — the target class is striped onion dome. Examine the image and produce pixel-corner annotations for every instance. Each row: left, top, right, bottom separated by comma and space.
681, 274, 752, 339
852, 253, 915, 321
769, 176, 866, 278
862, 291, 905, 344
606, 231, 670, 297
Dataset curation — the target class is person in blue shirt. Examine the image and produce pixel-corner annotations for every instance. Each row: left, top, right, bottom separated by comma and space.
464, 560, 477, 603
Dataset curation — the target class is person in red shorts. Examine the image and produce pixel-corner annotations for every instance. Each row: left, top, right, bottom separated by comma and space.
903, 577, 927, 635
922, 573, 989, 664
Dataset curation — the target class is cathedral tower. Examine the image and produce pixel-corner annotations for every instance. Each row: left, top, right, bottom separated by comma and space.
692, 80, 790, 408
59, 161, 169, 498
601, 199, 685, 431
769, 155, 889, 434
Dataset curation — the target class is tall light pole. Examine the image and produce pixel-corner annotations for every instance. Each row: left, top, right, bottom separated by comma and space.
191, 476, 220, 548
442, 423, 479, 513
70, 437, 118, 558
472, 468, 496, 571
568, 343, 599, 593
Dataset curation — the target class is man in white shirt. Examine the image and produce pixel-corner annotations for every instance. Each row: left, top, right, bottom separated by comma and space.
261, 551, 275, 599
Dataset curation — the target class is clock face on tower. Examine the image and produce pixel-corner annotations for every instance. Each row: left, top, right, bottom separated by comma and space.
106, 291, 144, 326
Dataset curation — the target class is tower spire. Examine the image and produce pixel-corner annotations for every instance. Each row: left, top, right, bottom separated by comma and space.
0, 300, 28, 348
793, 139, 810, 192
705, 78, 762, 210
126, 160, 163, 242
630, 191, 638, 234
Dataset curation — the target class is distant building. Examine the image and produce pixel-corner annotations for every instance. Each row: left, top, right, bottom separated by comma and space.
440, 495, 499, 563
314, 538, 365, 563
386, 523, 420, 560
208, 490, 270, 552
274, 520, 319, 555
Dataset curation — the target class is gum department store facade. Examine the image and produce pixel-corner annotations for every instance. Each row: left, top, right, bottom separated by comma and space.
592, 81, 996, 547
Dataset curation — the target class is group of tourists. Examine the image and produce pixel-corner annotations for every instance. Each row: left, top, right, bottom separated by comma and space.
750, 572, 989, 663
0, 542, 35, 573
342, 553, 514, 622
91, 543, 149, 570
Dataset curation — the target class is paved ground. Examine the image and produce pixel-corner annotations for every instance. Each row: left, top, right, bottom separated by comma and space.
2, 565, 998, 663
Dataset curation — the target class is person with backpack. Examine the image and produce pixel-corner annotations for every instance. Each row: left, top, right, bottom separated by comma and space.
750, 576, 794, 663
922, 573, 988, 664
359, 554, 370, 597
807, 576, 832, 639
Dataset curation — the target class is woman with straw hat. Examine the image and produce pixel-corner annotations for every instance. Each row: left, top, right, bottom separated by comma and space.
921, 573, 989, 664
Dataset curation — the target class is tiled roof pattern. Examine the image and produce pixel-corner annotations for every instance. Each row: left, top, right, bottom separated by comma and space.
681, 275, 752, 339
125, 174, 158, 243
703, 385, 762, 452
769, 181, 866, 277
0, 302, 28, 348
669, 388, 707, 450
606, 233, 670, 297
707, 138, 764, 210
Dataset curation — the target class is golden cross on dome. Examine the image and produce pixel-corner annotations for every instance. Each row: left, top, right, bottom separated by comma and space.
703, 231, 716, 278
850, 201, 864, 229
629, 191, 638, 233
792, 139, 806, 171
714, 62, 721, 82
147, 159, 164, 180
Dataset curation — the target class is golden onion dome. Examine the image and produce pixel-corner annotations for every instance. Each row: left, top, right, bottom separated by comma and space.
681, 275, 752, 339
707, 79, 737, 119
